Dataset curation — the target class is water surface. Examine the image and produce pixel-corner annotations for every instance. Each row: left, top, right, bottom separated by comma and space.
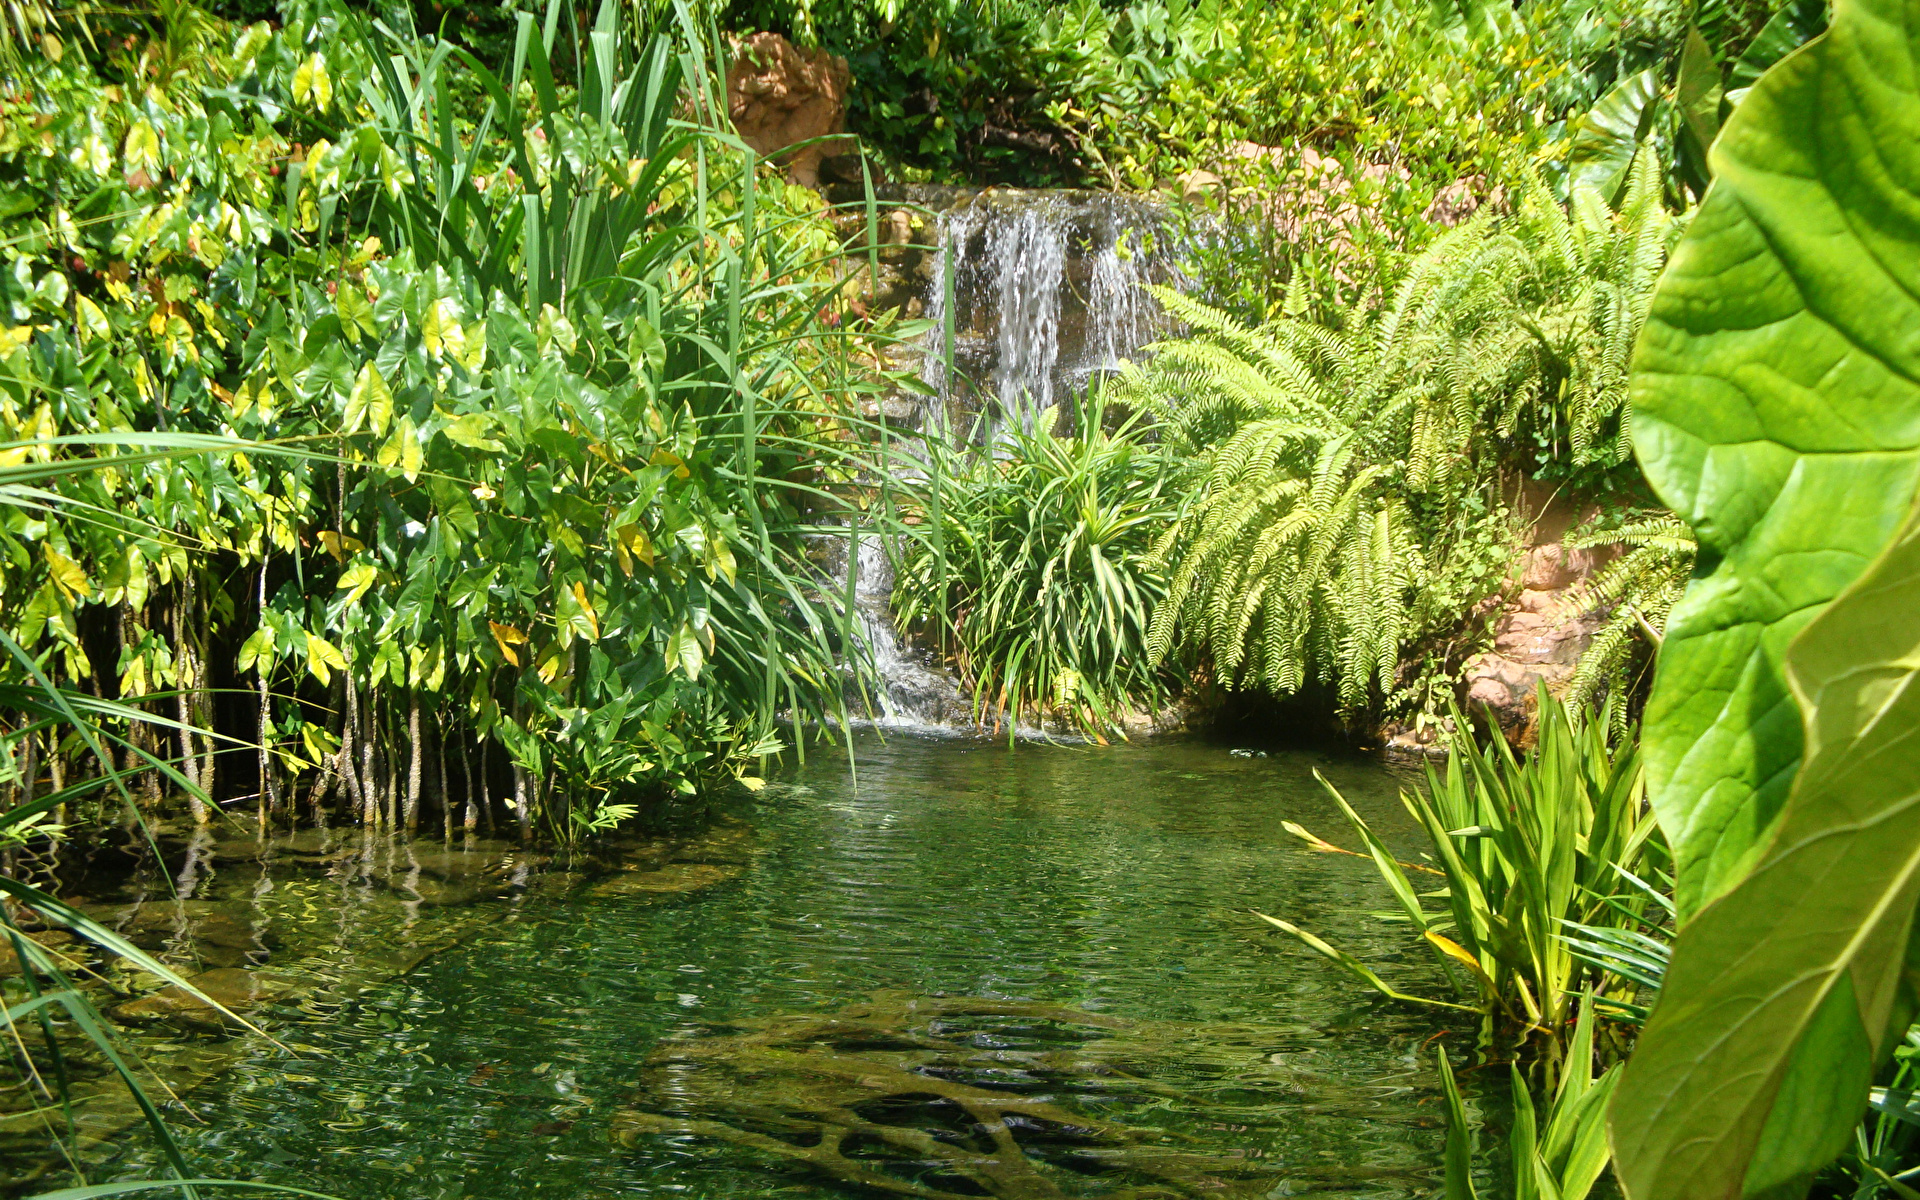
113, 734, 1453, 1199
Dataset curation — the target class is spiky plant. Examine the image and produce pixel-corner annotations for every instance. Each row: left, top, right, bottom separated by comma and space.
891, 393, 1179, 738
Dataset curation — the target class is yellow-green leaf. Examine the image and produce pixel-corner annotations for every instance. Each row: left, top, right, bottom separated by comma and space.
490, 620, 527, 667
442, 412, 505, 452
305, 632, 346, 686
292, 52, 332, 110
666, 620, 703, 681
44, 546, 89, 601
337, 561, 377, 604
397, 415, 422, 481
345, 362, 392, 436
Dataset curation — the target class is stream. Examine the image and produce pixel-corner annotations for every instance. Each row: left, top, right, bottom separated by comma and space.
46, 733, 1455, 1199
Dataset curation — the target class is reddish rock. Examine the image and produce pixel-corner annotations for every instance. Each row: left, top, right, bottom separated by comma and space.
1458, 483, 1627, 743
726, 33, 851, 189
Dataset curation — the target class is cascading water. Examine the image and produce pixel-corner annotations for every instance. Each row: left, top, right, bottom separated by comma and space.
920, 190, 1184, 438
848, 189, 1187, 732
988, 204, 1069, 423
846, 534, 970, 731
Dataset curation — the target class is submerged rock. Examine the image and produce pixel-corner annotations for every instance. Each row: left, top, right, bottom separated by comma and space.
611, 991, 1405, 1200
0, 929, 76, 976
114, 966, 295, 1030
589, 862, 741, 898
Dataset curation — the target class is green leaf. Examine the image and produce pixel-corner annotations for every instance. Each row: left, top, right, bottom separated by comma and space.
1437, 1048, 1479, 1200
442, 412, 504, 452
1729, 0, 1827, 91
1249, 910, 1474, 1011
1569, 68, 1661, 202
337, 561, 377, 604
305, 632, 346, 686
1628, 0, 1920, 917
236, 624, 275, 672
336, 284, 377, 343
666, 619, 704, 681
1675, 26, 1724, 162
1611, 495, 1920, 1199
344, 363, 392, 437
628, 316, 665, 373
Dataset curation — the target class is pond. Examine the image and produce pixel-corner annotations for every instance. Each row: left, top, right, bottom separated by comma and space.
50, 733, 1454, 1199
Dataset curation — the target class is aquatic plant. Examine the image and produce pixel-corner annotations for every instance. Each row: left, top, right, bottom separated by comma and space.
1260, 691, 1659, 1066
612, 990, 1387, 1199
1435, 998, 1621, 1200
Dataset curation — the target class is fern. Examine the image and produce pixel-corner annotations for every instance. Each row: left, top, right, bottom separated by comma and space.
1113, 154, 1678, 715
1562, 512, 1697, 711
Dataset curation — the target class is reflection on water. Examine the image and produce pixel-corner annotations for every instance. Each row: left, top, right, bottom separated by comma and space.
84, 734, 1451, 1199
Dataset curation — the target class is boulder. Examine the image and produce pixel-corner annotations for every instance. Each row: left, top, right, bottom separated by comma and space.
726, 33, 852, 189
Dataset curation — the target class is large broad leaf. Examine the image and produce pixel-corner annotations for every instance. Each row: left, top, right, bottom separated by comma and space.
1627, 0, 1920, 918
1610, 496, 1920, 1199
1728, 0, 1829, 92
1569, 69, 1662, 203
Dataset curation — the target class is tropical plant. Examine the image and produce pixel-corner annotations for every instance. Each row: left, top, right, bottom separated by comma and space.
889, 393, 1180, 738
1505, 149, 1681, 473
1435, 998, 1622, 1200
1603, 0, 1920, 1190
1563, 0, 1826, 205
1260, 691, 1659, 1064
0, 0, 902, 841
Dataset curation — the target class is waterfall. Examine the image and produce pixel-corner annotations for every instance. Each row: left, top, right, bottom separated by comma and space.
845, 534, 970, 731
849, 189, 1184, 732
919, 190, 1182, 439
988, 202, 1068, 421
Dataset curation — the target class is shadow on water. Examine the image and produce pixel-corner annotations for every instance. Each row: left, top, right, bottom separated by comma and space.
12, 733, 1458, 1200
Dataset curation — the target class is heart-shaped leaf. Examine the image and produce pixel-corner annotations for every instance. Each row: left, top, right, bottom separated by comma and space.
1612, 495, 1920, 1200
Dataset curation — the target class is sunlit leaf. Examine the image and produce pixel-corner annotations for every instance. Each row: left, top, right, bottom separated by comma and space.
1613, 494, 1920, 1199
345, 362, 392, 436
1628, 0, 1920, 917
667, 619, 704, 681
337, 561, 378, 604
43, 546, 89, 601
305, 632, 346, 686
490, 620, 527, 667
